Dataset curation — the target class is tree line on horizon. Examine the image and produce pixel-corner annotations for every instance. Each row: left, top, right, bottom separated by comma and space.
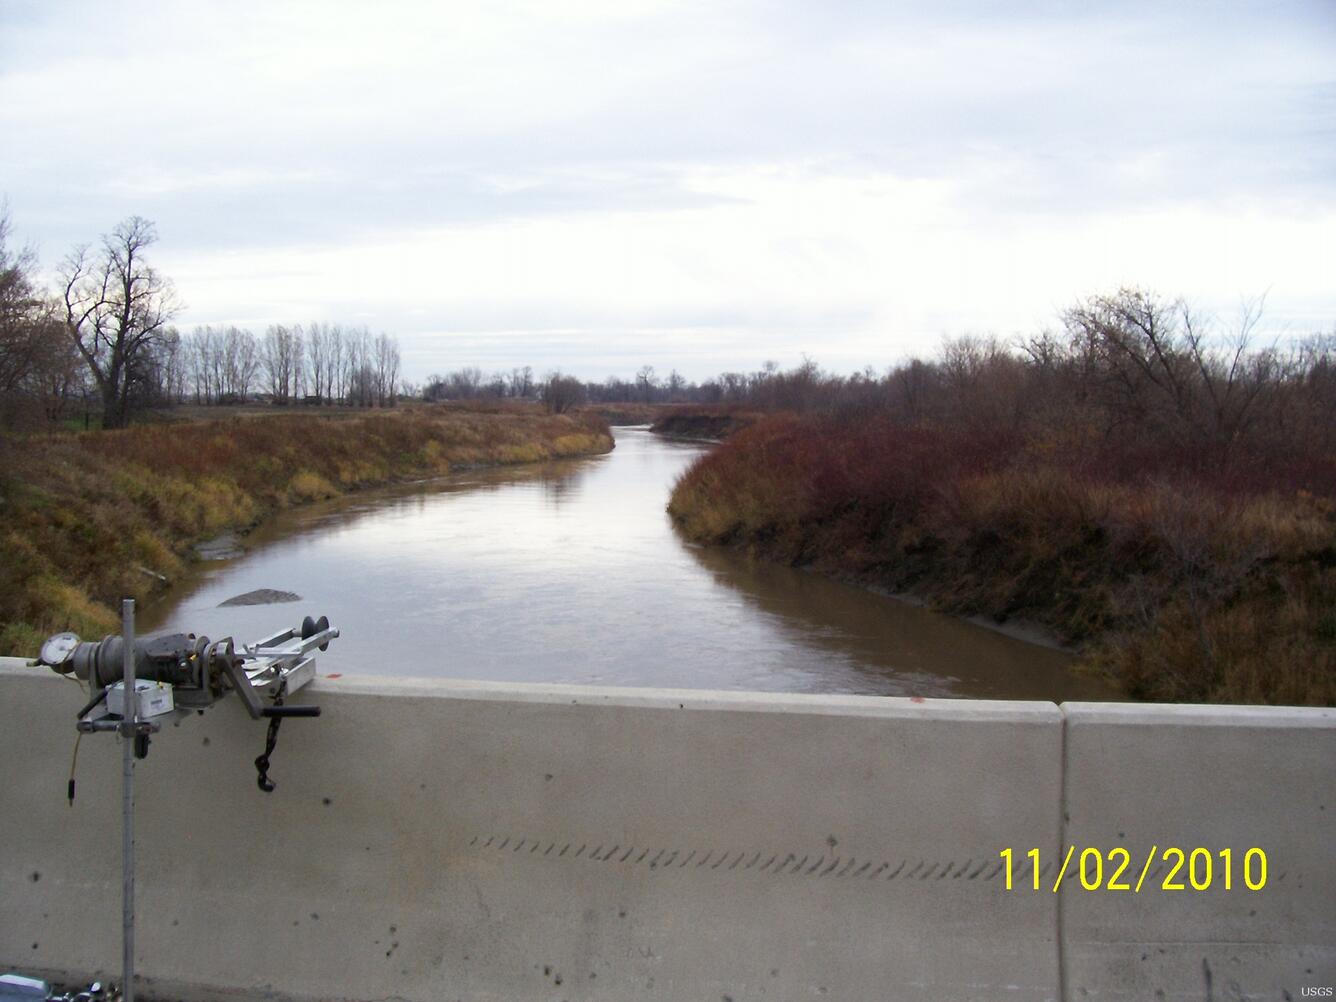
165, 322, 402, 409
4, 204, 1333, 470
0, 207, 404, 428
430, 293, 1336, 490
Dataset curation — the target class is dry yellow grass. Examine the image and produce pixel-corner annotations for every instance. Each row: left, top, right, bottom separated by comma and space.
0, 404, 612, 655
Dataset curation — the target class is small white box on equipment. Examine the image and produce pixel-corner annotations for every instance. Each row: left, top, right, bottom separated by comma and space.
107, 679, 175, 719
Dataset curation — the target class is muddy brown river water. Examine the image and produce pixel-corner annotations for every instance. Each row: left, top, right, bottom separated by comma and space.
142, 427, 1120, 700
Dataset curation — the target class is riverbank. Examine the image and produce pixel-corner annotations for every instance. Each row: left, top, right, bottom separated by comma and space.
0, 405, 613, 655
580, 403, 662, 425
667, 414, 1336, 705
649, 407, 760, 441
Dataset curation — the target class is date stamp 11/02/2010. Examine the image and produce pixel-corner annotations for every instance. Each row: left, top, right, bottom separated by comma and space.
998, 846, 1268, 893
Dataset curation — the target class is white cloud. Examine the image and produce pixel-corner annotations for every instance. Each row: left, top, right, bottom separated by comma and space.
2, 0, 1333, 380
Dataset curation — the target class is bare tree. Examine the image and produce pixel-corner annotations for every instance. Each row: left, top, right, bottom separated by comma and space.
307, 322, 328, 403
157, 327, 188, 403
451, 366, 483, 399
327, 324, 345, 402
509, 365, 534, 399
1, 203, 84, 425
1182, 295, 1277, 451
374, 332, 400, 406
635, 364, 657, 403
1062, 288, 1195, 437
718, 371, 747, 402
0, 203, 45, 397
187, 325, 221, 402
224, 326, 258, 400
260, 324, 298, 403
345, 326, 373, 405
1059, 287, 1286, 459
541, 371, 586, 414
666, 369, 686, 401
59, 216, 179, 427
291, 324, 306, 400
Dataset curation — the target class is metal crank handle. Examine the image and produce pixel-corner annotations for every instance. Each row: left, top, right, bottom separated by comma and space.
261, 705, 321, 718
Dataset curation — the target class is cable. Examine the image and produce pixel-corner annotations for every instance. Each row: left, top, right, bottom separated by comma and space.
68, 731, 82, 806
59, 670, 89, 696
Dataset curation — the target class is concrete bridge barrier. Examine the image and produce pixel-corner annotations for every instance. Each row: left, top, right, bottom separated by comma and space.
1, 660, 1331, 1001
1060, 702, 1336, 1001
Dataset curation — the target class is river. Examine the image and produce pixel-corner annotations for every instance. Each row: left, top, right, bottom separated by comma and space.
142, 427, 1120, 700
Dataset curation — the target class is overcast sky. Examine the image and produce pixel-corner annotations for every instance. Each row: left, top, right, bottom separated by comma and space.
2, 0, 1333, 382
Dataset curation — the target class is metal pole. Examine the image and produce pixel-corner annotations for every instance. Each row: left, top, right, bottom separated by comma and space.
121, 598, 136, 1002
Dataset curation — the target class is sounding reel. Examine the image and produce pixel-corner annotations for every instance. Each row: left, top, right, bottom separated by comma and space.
39, 613, 340, 792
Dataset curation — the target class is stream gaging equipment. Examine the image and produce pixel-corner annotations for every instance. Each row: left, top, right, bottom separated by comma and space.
17, 602, 341, 1002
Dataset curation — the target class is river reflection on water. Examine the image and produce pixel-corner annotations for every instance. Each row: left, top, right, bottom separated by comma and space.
142, 427, 1120, 701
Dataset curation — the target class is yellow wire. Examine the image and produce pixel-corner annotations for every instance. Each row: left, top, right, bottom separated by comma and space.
58, 670, 88, 696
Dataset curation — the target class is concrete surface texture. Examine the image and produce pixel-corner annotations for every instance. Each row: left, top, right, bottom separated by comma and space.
0, 660, 1332, 1001
1060, 702, 1336, 1001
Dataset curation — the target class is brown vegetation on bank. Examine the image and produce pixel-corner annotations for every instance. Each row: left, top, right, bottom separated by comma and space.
670, 291, 1336, 705
0, 404, 612, 655
649, 407, 761, 441
580, 403, 663, 425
